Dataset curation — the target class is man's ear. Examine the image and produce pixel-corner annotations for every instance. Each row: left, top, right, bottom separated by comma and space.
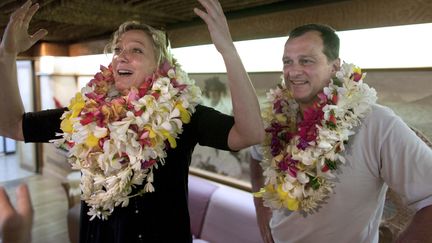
331, 58, 341, 74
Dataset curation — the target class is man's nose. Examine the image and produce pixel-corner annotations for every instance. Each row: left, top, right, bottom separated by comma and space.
286, 65, 303, 78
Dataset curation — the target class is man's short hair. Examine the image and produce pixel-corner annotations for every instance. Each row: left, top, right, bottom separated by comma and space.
289, 24, 340, 61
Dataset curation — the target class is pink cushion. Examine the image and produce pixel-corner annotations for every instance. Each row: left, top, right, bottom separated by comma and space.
200, 184, 263, 243
188, 175, 218, 238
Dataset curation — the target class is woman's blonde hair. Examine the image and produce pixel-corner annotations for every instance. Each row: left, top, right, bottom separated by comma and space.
104, 21, 176, 66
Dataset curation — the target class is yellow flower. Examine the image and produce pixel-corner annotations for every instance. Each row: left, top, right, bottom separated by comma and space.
275, 113, 287, 123
85, 133, 99, 148
69, 93, 85, 118
276, 184, 288, 198
144, 126, 156, 138
161, 130, 177, 148
353, 66, 362, 74
253, 184, 275, 197
175, 102, 190, 123
60, 114, 73, 133
284, 196, 299, 211
61, 92, 86, 133
253, 189, 264, 198
277, 184, 299, 211
266, 184, 276, 193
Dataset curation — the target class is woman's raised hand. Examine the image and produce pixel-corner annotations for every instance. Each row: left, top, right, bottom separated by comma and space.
1, 0, 48, 55
194, 0, 235, 54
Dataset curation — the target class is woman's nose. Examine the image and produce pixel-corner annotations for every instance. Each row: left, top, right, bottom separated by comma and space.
116, 49, 129, 62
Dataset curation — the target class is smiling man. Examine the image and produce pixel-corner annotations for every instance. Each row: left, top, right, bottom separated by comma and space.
249, 23, 432, 243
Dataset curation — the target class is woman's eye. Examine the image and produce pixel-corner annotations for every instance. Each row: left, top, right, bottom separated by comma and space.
132, 48, 143, 54
113, 47, 122, 54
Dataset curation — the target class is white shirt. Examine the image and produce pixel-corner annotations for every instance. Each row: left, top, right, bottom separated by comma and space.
250, 104, 432, 243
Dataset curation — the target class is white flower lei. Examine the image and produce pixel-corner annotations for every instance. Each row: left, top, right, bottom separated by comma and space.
51, 61, 201, 220
257, 63, 377, 213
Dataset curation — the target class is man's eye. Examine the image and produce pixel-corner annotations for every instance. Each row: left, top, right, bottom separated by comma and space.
283, 59, 292, 65
301, 59, 313, 65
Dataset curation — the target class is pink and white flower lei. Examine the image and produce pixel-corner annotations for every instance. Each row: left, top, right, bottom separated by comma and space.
52, 61, 201, 220
256, 63, 377, 213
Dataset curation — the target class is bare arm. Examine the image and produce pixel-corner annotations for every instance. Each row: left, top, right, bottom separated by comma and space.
194, 0, 264, 150
250, 156, 274, 243
395, 205, 432, 243
0, 1, 47, 140
0, 184, 33, 243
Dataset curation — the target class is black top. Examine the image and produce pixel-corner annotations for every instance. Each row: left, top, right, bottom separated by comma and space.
23, 105, 234, 243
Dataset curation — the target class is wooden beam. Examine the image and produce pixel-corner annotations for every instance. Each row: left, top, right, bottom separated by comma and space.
18, 0, 432, 56
168, 0, 432, 48
19, 39, 109, 57
69, 39, 108, 56
19, 42, 69, 57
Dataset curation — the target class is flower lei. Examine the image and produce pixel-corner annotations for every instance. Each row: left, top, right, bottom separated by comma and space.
256, 63, 377, 213
51, 61, 201, 220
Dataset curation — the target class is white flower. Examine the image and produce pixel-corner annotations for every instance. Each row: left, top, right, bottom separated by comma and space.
144, 182, 155, 193
167, 69, 176, 78
293, 149, 314, 165
282, 181, 294, 191
93, 126, 108, 138
297, 171, 310, 184
291, 186, 303, 199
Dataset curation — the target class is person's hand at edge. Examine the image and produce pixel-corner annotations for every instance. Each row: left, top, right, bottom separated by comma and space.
0, 184, 33, 243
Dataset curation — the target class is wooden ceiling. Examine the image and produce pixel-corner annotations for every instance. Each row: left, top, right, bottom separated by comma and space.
1, 0, 345, 44
2, 0, 431, 56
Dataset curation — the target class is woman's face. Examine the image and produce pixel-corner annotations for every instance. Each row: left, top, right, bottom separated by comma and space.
111, 30, 157, 93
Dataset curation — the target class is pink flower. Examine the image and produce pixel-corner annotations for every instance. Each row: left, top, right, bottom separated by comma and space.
327, 113, 337, 127
331, 90, 338, 104
141, 159, 157, 169
273, 100, 283, 113
80, 114, 94, 125
151, 91, 161, 100
317, 93, 328, 104
278, 155, 299, 177
127, 88, 140, 102
85, 92, 105, 103
298, 106, 323, 148
138, 76, 154, 97
171, 79, 187, 91
266, 122, 286, 156
158, 60, 172, 77
352, 72, 362, 82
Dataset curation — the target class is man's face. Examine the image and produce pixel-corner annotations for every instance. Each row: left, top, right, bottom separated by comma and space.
282, 31, 340, 110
